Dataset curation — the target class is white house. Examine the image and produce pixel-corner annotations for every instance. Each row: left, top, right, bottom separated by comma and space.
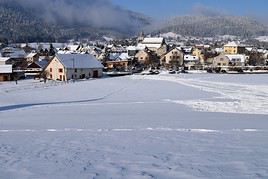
225, 54, 246, 66
183, 55, 199, 70
45, 54, 103, 81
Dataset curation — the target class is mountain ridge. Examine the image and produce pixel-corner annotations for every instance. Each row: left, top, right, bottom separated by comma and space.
1, 1, 268, 42
149, 15, 268, 38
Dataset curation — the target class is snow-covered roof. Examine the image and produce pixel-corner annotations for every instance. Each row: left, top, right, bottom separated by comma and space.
118, 53, 130, 60
257, 49, 265, 53
107, 44, 114, 48
245, 47, 253, 52
56, 54, 103, 69
181, 46, 193, 53
67, 45, 80, 51
109, 53, 121, 61
0, 65, 12, 73
0, 57, 10, 62
225, 54, 246, 63
103, 36, 114, 42
224, 41, 239, 47
160, 32, 180, 39
126, 46, 137, 51
142, 37, 164, 49
108, 53, 130, 61
1, 47, 26, 58
26, 53, 38, 58
255, 36, 268, 43
142, 37, 164, 44
136, 44, 146, 51
36, 59, 49, 68
215, 48, 224, 53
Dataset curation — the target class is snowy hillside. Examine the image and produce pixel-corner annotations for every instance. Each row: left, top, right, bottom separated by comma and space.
0, 74, 268, 178
152, 16, 268, 37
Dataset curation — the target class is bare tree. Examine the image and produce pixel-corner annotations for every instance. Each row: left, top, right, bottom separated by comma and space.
40, 70, 49, 83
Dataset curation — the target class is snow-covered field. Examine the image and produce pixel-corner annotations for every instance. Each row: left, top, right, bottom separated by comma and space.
0, 74, 268, 178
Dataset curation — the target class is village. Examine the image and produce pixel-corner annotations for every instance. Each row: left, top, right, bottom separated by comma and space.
1, 33, 268, 82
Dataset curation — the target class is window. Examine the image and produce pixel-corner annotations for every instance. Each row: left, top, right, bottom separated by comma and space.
50, 68, 52, 72
74, 69, 77, 73
58, 68, 63, 73
50, 74, 52, 79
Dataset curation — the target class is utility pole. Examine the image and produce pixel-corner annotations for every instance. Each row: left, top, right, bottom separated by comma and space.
72, 58, 75, 82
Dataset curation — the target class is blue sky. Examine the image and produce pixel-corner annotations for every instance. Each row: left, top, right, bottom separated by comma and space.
111, 0, 268, 19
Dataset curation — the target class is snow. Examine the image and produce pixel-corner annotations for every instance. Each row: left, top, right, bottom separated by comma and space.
26, 53, 37, 58
160, 32, 180, 39
255, 36, 268, 43
142, 37, 164, 44
224, 41, 239, 47
0, 74, 268, 178
0, 57, 10, 63
142, 38, 164, 49
102, 36, 114, 42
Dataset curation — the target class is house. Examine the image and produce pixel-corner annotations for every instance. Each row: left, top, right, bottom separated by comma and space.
183, 55, 199, 70
212, 54, 230, 67
26, 53, 39, 63
160, 48, 184, 67
135, 50, 155, 65
226, 54, 246, 66
80, 46, 102, 58
105, 53, 130, 70
212, 54, 247, 67
126, 46, 138, 57
224, 42, 245, 54
25, 62, 43, 78
1, 47, 27, 71
0, 65, 12, 81
192, 48, 205, 64
1, 47, 26, 59
24, 57, 50, 78
66, 44, 81, 52
45, 54, 103, 81
141, 37, 168, 57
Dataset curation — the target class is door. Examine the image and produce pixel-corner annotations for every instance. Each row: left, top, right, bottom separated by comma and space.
93, 70, 98, 78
